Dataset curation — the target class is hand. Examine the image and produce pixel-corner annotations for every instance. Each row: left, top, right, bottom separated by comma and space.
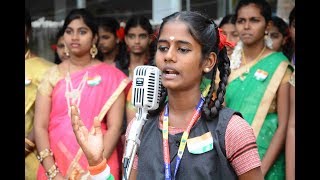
53, 173, 65, 180
70, 105, 104, 166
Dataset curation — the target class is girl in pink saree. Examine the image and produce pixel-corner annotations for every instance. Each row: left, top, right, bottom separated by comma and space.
34, 9, 130, 180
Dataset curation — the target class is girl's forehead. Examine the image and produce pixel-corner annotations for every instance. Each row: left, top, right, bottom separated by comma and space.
161, 21, 189, 34
159, 21, 197, 44
127, 26, 148, 33
237, 4, 262, 17
68, 18, 87, 27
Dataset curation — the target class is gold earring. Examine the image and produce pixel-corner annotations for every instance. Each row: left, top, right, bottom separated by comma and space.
64, 43, 70, 57
264, 31, 273, 49
90, 44, 98, 59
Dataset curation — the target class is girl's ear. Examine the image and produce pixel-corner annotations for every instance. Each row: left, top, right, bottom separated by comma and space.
203, 52, 217, 73
93, 34, 98, 45
265, 20, 272, 33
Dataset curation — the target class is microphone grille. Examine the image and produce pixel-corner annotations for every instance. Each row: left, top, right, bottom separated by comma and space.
132, 65, 162, 110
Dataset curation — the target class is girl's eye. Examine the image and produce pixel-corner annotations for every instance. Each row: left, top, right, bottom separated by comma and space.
250, 18, 260, 23
178, 48, 190, 54
57, 44, 65, 48
158, 46, 168, 52
232, 32, 239, 37
270, 33, 279, 39
139, 34, 147, 39
236, 19, 245, 24
65, 30, 72, 34
128, 34, 135, 39
79, 30, 87, 35
101, 35, 110, 40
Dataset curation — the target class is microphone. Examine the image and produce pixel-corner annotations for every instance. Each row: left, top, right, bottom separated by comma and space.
123, 65, 162, 180
131, 65, 162, 110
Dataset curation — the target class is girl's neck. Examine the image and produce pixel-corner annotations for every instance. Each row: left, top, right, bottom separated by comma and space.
129, 53, 148, 64
103, 48, 118, 64
166, 90, 202, 129
69, 54, 93, 67
167, 89, 201, 113
128, 54, 148, 78
103, 53, 116, 66
68, 55, 95, 73
103, 59, 116, 67
242, 41, 266, 62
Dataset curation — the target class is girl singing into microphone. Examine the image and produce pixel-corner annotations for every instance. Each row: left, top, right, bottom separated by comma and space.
70, 10, 263, 180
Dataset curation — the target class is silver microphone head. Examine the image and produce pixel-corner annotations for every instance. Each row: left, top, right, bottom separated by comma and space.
131, 65, 162, 110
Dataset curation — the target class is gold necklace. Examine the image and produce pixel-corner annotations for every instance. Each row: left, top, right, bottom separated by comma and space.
240, 46, 266, 81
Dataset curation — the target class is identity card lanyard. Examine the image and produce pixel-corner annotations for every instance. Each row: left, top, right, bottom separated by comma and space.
162, 96, 205, 180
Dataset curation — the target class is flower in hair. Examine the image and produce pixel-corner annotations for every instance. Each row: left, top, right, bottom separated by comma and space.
217, 28, 236, 51
151, 29, 159, 42
116, 27, 125, 42
230, 41, 243, 70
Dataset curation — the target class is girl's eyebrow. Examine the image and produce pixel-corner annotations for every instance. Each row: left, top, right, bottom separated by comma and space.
66, 26, 89, 30
157, 39, 168, 43
158, 39, 191, 45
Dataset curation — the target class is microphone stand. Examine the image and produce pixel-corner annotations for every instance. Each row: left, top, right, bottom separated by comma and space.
123, 108, 148, 180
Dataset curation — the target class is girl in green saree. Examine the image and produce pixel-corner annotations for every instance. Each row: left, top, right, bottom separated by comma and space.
225, 0, 293, 179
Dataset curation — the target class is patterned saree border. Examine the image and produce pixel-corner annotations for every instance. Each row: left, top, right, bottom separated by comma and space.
251, 61, 289, 137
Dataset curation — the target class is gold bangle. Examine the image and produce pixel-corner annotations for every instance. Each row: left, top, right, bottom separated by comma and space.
48, 169, 59, 180
25, 138, 35, 148
46, 163, 57, 175
46, 164, 59, 180
37, 148, 53, 163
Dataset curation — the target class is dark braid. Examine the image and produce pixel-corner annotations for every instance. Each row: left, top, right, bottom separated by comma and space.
203, 23, 231, 119
203, 60, 218, 118
213, 47, 230, 114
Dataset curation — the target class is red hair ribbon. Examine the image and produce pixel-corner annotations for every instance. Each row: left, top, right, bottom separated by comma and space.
285, 27, 290, 37
151, 28, 159, 42
218, 28, 236, 51
116, 27, 125, 42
